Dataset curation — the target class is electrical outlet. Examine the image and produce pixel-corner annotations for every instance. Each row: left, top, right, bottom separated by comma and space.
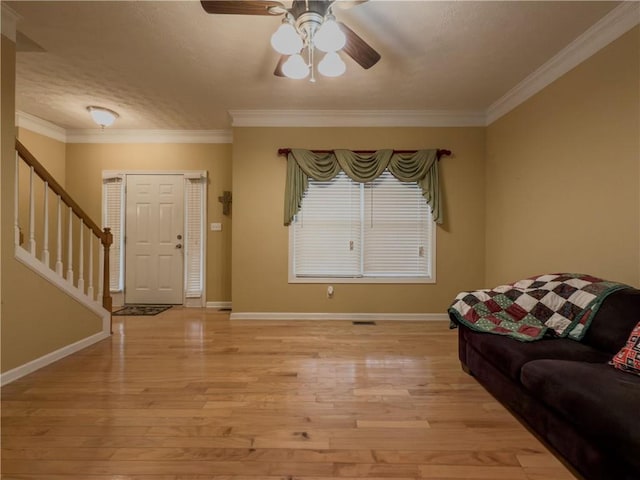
210, 222, 222, 231
327, 285, 334, 298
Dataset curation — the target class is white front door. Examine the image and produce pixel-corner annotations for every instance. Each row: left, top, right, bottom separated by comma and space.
125, 175, 184, 304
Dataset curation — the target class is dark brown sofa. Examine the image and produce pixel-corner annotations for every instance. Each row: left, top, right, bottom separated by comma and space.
452, 287, 640, 480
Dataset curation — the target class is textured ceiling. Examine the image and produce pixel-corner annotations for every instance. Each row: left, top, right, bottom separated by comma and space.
9, 0, 619, 130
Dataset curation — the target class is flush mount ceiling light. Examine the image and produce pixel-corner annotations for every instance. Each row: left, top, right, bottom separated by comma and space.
201, 0, 380, 82
86, 106, 119, 128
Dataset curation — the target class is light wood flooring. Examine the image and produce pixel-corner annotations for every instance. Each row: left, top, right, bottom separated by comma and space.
1, 308, 577, 479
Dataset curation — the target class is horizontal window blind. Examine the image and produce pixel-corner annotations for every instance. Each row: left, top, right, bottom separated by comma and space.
291, 171, 433, 279
293, 172, 361, 277
185, 178, 203, 298
363, 172, 432, 277
103, 177, 124, 291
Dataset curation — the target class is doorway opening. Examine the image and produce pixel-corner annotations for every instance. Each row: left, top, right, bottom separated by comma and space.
102, 171, 207, 307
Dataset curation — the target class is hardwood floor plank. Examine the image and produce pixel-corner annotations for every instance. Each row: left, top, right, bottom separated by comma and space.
524, 467, 578, 480
356, 420, 431, 429
418, 464, 529, 479
0, 310, 577, 479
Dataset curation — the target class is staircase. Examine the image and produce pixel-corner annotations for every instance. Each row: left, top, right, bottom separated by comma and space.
3, 140, 113, 384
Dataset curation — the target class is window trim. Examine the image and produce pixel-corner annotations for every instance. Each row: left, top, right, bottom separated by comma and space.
287, 176, 437, 285
184, 174, 206, 300
102, 174, 125, 293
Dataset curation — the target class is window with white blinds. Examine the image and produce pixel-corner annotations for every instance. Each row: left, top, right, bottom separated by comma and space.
290, 171, 435, 283
102, 177, 124, 292
185, 178, 204, 298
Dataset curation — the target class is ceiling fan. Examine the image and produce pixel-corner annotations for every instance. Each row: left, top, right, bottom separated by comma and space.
200, 0, 381, 81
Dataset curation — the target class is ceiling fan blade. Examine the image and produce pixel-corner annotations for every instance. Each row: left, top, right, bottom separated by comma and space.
339, 22, 381, 69
200, 1, 285, 16
333, 0, 369, 10
274, 55, 287, 77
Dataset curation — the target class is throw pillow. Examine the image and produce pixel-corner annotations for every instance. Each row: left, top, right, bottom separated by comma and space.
611, 320, 640, 375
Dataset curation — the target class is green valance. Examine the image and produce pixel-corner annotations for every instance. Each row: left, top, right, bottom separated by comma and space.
284, 148, 442, 226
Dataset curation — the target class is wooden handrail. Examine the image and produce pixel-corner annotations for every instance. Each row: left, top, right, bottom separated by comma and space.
16, 139, 105, 241
15, 139, 112, 321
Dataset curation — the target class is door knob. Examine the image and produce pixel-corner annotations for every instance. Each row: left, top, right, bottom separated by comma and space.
176, 243, 182, 249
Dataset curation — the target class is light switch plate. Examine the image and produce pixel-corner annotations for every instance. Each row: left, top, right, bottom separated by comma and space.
210, 223, 222, 231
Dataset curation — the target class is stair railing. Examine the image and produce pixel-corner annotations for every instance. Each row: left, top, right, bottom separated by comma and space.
14, 139, 112, 329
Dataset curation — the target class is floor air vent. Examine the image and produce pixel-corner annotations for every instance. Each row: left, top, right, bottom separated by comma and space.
352, 321, 376, 326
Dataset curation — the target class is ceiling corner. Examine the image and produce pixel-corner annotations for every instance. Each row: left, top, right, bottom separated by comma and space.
16, 111, 67, 143
486, 2, 640, 125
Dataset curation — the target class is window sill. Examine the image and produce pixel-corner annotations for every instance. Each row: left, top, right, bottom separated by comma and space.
288, 276, 436, 284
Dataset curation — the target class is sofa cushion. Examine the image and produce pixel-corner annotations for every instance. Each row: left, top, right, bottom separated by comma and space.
582, 288, 640, 354
521, 359, 640, 470
461, 327, 610, 381
611, 321, 640, 375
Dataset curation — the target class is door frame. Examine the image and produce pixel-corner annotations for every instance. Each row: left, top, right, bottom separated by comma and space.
103, 170, 208, 307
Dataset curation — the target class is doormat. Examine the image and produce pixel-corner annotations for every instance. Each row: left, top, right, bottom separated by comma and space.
113, 305, 172, 316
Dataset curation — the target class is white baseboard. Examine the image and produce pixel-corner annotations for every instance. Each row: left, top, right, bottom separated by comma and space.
8, 246, 112, 386
0, 330, 110, 386
229, 312, 448, 321
206, 301, 232, 309
184, 297, 203, 308
111, 291, 124, 307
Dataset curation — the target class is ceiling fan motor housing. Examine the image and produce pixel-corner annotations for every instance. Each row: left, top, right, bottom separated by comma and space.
289, 0, 332, 19
295, 11, 324, 43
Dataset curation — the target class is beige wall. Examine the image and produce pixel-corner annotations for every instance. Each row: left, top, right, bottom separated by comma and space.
1, 34, 103, 374
15, 128, 67, 263
232, 127, 486, 314
17, 127, 66, 186
64, 143, 233, 303
486, 27, 640, 287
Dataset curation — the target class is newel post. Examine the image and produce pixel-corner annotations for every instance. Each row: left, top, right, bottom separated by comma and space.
101, 227, 113, 333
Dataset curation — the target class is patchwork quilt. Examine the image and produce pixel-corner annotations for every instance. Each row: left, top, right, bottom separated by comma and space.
448, 273, 628, 342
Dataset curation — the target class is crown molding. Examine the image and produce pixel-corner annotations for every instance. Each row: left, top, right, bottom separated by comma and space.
229, 109, 486, 127
65, 129, 233, 144
16, 111, 67, 142
486, 2, 640, 125
15, 112, 233, 144
1, 4, 20, 42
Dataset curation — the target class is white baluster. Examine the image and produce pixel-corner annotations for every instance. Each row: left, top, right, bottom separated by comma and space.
97, 247, 104, 305
55, 196, 63, 276
88, 236, 95, 301
42, 183, 50, 267
67, 206, 73, 284
14, 152, 20, 246
28, 166, 36, 255
78, 221, 85, 292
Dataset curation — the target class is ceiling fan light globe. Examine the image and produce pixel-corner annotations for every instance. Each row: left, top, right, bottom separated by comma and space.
314, 18, 346, 52
282, 54, 309, 79
271, 23, 303, 55
318, 51, 346, 77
